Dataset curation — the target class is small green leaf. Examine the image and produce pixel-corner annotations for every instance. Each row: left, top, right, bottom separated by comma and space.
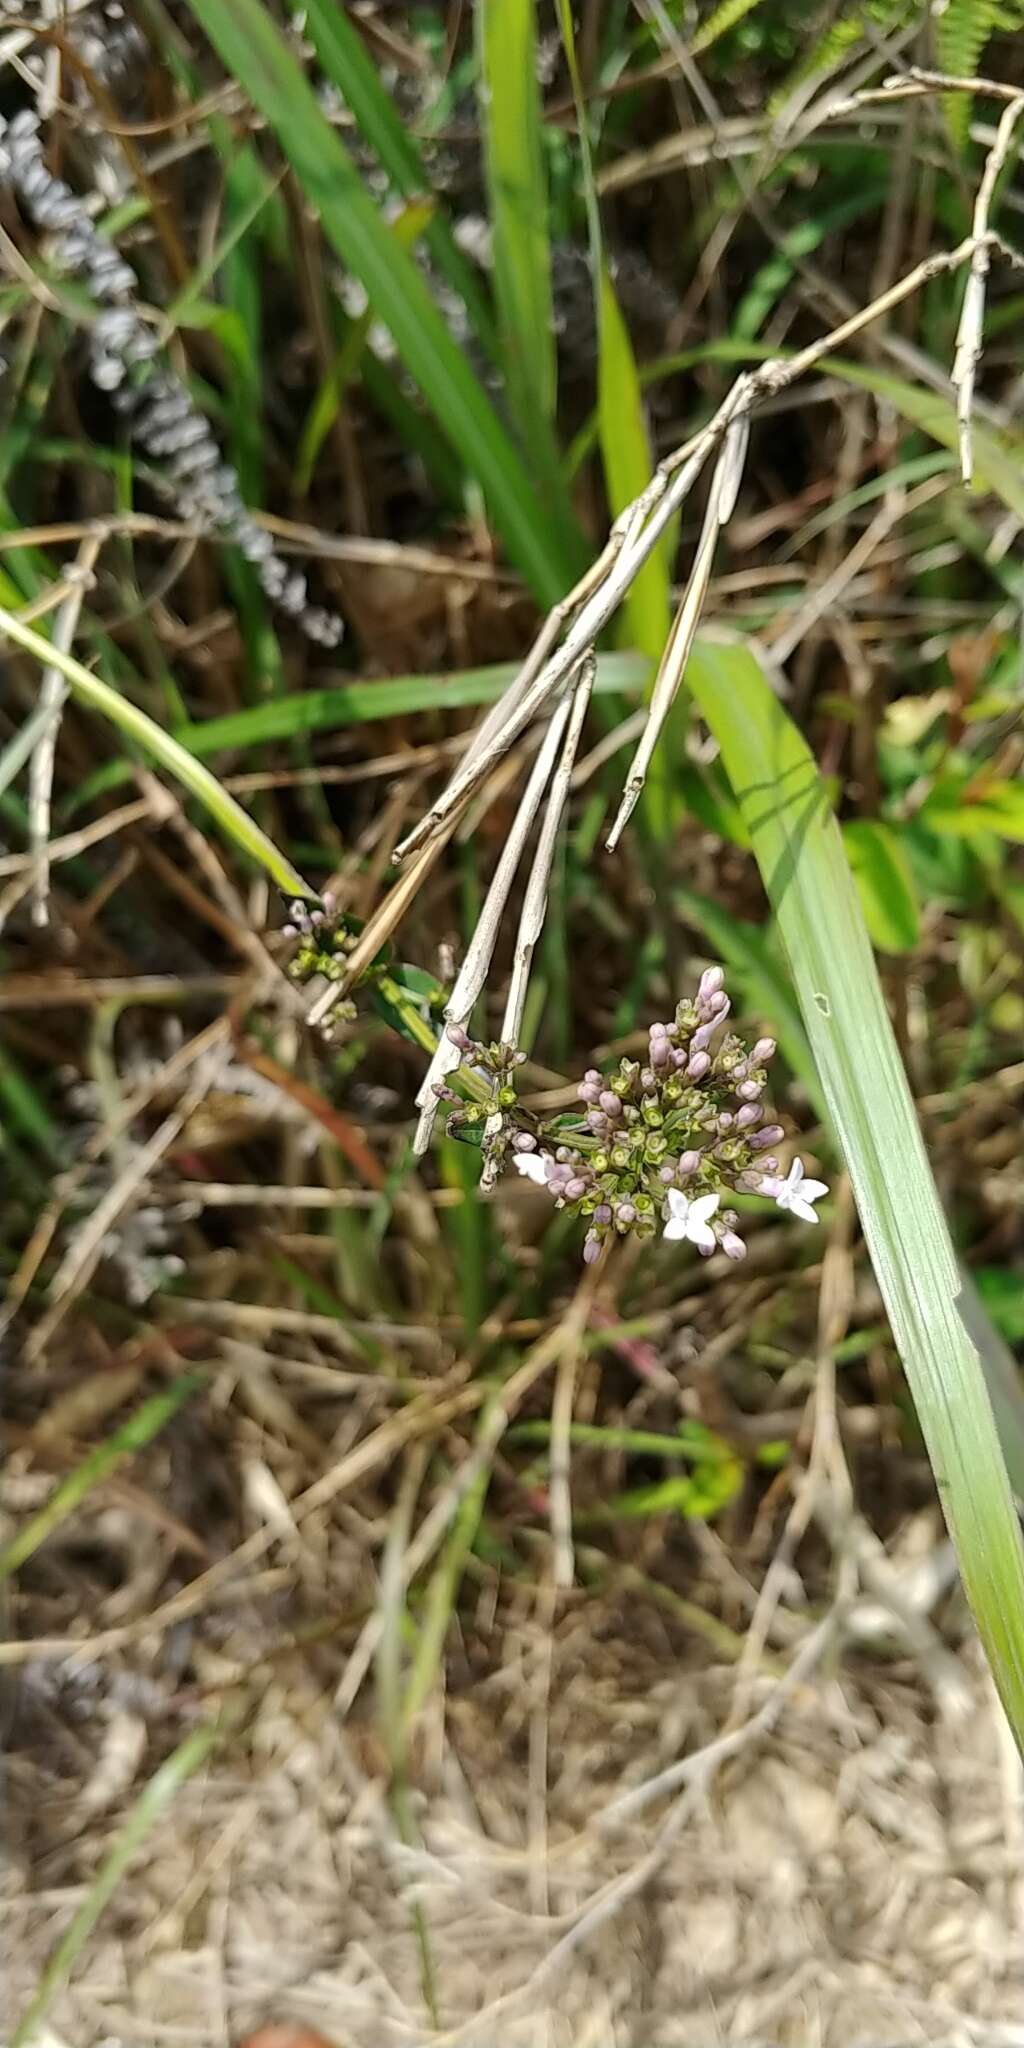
923, 780, 1024, 844
842, 819, 921, 953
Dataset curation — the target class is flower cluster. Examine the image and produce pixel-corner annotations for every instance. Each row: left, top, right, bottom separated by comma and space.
0, 109, 342, 647
280, 895, 358, 1023
449, 970, 827, 1264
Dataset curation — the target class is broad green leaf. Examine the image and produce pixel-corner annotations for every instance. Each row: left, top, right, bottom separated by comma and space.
478, 0, 556, 428
184, 0, 577, 605
923, 779, 1024, 844
0, 603, 317, 899
842, 819, 921, 953
684, 636, 1024, 1749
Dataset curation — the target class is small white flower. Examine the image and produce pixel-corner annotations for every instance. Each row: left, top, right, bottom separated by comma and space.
514, 1151, 553, 1187
773, 1157, 828, 1224
663, 1187, 719, 1250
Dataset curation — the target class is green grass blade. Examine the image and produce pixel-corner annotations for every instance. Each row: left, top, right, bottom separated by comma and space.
0, 1376, 201, 1579
69, 651, 653, 805
555, 0, 674, 827
598, 266, 674, 674
478, 0, 556, 428
11, 1711, 234, 2048
298, 0, 499, 360
684, 637, 1024, 1747
184, 0, 575, 605
0, 603, 317, 900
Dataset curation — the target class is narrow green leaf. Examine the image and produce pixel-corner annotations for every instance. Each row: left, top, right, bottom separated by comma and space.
478, 0, 556, 426
0, 603, 317, 899
69, 651, 653, 805
184, 0, 575, 605
842, 819, 921, 953
555, 0, 674, 826
685, 637, 1024, 1748
0, 1376, 201, 1579
293, 197, 436, 496
12, 1711, 234, 2048
598, 266, 673, 670
297, 0, 499, 359
573, 341, 1024, 529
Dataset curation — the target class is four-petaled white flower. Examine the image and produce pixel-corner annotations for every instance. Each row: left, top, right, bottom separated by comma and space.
773, 1157, 828, 1224
514, 1151, 554, 1187
662, 1188, 719, 1249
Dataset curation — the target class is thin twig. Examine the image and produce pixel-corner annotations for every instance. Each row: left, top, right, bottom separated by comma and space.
953, 92, 1024, 485
26, 533, 100, 925
499, 655, 594, 1050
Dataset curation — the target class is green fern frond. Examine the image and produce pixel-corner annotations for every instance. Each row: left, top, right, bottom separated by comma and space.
936, 0, 1001, 145
770, 0, 915, 112
692, 0, 769, 56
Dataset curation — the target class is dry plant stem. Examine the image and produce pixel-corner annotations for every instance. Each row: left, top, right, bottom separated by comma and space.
396, 231, 1005, 879
0, 1012, 232, 1341
727, 1187, 856, 1725
23, 1050, 228, 1365
441, 1605, 847, 2047
499, 655, 595, 1048
953, 93, 1024, 486
321, 598, 597, 1019
26, 534, 101, 926
412, 686, 581, 1153
837, 67, 1024, 114
605, 417, 748, 849
336, 1275, 600, 1720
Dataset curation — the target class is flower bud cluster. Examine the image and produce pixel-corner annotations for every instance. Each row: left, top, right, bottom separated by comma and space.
481, 971, 803, 1264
